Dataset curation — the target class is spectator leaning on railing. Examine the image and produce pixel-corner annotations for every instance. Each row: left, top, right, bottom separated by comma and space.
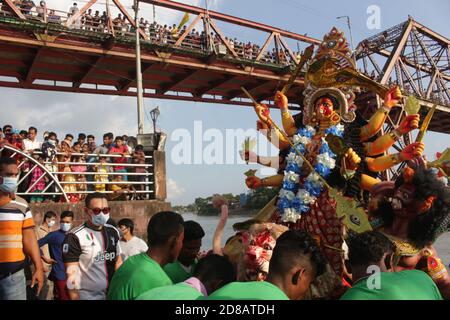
0, 124, 154, 202
108, 136, 129, 181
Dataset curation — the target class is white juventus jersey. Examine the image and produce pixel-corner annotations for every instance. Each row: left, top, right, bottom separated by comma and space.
63, 223, 121, 300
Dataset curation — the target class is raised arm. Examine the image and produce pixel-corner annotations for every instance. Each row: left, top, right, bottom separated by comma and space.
240, 150, 281, 169
366, 142, 424, 172
245, 174, 284, 189
364, 114, 420, 156
275, 91, 298, 137
211, 195, 229, 256
257, 119, 290, 150
360, 86, 402, 142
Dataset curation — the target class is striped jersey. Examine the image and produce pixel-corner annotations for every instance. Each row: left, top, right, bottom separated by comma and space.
0, 196, 35, 275
62, 223, 121, 300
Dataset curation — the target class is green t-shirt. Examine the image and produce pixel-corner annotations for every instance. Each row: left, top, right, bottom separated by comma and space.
108, 253, 172, 300
340, 270, 443, 300
207, 281, 289, 300
163, 260, 197, 284
136, 282, 203, 300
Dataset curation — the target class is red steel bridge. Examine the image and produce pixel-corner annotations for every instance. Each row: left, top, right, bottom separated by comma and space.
0, 0, 448, 137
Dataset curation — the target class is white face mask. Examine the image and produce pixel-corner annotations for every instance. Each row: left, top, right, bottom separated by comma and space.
92, 213, 110, 227
60, 223, 72, 232
47, 220, 56, 228
0, 177, 18, 193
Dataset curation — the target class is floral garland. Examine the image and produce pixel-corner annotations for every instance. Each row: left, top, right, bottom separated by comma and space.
277, 124, 345, 223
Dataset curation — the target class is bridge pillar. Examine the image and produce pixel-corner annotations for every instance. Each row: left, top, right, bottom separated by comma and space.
153, 150, 167, 201
137, 132, 167, 201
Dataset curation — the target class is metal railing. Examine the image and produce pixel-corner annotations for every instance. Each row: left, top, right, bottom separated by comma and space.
0, 5, 299, 67
0, 145, 155, 202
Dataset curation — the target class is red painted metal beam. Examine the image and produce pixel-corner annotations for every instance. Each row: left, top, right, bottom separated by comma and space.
380, 20, 414, 84
143, 0, 321, 45
3, 0, 26, 19
0, 34, 298, 83
0, 79, 290, 108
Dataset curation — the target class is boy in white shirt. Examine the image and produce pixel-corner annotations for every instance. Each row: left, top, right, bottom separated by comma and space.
118, 218, 148, 261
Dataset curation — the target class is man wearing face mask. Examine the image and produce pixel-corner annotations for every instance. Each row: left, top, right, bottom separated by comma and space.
62, 193, 122, 300
38, 211, 74, 300
0, 157, 44, 300
35, 211, 56, 300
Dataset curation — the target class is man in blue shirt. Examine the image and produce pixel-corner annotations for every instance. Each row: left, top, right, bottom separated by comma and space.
38, 211, 74, 300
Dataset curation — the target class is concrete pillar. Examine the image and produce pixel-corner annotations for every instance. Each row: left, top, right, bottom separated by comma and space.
153, 150, 167, 201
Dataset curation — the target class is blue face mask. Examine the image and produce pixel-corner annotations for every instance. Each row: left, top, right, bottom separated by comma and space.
60, 223, 72, 232
92, 213, 110, 227
0, 177, 18, 193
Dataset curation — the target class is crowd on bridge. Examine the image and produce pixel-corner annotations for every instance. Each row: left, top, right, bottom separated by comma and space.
0, 124, 149, 203
0, 1, 298, 65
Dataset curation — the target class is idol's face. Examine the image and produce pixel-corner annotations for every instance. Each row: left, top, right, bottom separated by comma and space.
391, 183, 417, 217
315, 97, 334, 120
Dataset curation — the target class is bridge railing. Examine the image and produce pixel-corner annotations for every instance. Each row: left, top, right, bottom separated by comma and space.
0, 3, 300, 67
0, 145, 155, 202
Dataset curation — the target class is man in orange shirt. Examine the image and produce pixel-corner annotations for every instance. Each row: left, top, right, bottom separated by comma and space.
0, 157, 44, 300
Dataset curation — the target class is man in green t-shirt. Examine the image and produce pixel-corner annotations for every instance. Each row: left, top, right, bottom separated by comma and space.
164, 220, 205, 283
340, 231, 443, 300
137, 254, 235, 300
107, 211, 185, 300
208, 230, 327, 300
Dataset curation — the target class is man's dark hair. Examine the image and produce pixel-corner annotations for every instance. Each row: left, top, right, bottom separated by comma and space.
84, 192, 108, 208
61, 210, 74, 219
28, 126, 37, 133
183, 220, 205, 242
78, 133, 86, 140
118, 218, 134, 234
347, 231, 394, 267
0, 157, 16, 171
48, 132, 57, 139
194, 254, 235, 291
65, 134, 74, 140
2, 125, 12, 132
103, 132, 114, 140
147, 211, 184, 247
87, 134, 95, 140
44, 210, 57, 220
115, 136, 123, 142
269, 230, 327, 279
135, 144, 144, 151
19, 130, 28, 136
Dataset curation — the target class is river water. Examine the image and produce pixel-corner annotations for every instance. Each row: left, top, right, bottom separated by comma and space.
182, 212, 450, 267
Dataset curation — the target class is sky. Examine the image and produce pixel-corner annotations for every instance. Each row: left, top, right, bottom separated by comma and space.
0, 0, 449, 205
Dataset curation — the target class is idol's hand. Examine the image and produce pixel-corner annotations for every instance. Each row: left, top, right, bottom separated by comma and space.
398, 114, 420, 134
399, 142, 424, 161
383, 86, 402, 109
255, 103, 271, 124
245, 176, 262, 189
274, 91, 288, 110
344, 148, 361, 171
239, 150, 258, 163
